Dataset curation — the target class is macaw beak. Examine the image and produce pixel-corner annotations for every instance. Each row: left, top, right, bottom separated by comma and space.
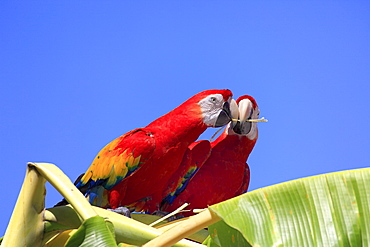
232, 99, 253, 135
214, 99, 238, 127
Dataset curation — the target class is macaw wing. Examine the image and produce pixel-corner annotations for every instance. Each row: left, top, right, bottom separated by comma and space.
239, 162, 251, 194
77, 128, 156, 190
162, 140, 211, 205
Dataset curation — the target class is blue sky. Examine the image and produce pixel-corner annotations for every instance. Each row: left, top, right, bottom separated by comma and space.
1, 1, 370, 236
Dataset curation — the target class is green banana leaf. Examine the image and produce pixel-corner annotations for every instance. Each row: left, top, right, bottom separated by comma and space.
44, 205, 204, 247
5, 162, 370, 247
64, 216, 117, 247
207, 167, 370, 247
206, 220, 251, 247
2, 163, 204, 247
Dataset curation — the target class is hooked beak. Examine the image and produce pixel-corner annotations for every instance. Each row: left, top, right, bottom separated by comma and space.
232, 99, 253, 135
214, 99, 238, 127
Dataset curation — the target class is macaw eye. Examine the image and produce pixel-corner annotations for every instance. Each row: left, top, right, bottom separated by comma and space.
209, 97, 217, 103
255, 109, 260, 118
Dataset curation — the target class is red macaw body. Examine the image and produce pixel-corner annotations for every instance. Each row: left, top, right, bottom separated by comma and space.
160, 95, 259, 215
161, 140, 212, 205
75, 89, 234, 213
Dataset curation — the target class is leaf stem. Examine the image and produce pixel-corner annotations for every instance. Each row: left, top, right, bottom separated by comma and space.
143, 208, 220, 247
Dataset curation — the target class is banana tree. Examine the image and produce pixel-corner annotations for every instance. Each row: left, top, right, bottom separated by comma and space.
0, 163, 203, 247
1, 162, 369, 247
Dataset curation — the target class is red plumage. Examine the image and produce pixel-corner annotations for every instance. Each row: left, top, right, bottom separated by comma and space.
160, 95, 260, 215
76, 89, 234, 213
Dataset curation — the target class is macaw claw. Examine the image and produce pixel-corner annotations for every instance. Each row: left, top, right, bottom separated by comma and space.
107, 206, 131, 217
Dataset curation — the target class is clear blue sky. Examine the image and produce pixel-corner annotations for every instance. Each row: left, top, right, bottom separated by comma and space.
1, 1, 370, 236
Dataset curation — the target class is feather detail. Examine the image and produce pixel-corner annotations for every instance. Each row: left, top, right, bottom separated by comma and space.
163, 165, 199, 204
159, 95, 260, 215
78, 130, 147, 190
73, 89, 233, 211
161, 140, 211, 208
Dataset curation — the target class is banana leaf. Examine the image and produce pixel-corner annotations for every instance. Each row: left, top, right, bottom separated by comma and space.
64, 216, 117, 247
208, 167, 370, 247
1, 163, 204, 247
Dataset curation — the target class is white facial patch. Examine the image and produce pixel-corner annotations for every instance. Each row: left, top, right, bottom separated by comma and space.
229, 99, 239, 120
238, 99, 259, 140
198, 94, 226, 126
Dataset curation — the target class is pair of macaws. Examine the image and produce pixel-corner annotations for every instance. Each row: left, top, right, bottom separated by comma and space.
60, 89, 261, 216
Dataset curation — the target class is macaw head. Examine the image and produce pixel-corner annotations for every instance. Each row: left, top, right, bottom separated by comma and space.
230, 95, 260, 139
196, 89, 238, 127
147, 89, 237, 130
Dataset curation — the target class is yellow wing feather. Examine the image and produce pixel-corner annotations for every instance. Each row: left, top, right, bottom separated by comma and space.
80, 138, 141, 188
79, 128, 156, 191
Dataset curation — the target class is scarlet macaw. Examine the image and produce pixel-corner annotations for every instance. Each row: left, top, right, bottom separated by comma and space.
160, 95, 260, 215
73, 89, 235, 213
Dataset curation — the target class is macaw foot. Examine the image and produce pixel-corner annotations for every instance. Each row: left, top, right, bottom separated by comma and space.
168, 214, 184, 221
107, 206, 131, 218
153, 210, 169, 217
